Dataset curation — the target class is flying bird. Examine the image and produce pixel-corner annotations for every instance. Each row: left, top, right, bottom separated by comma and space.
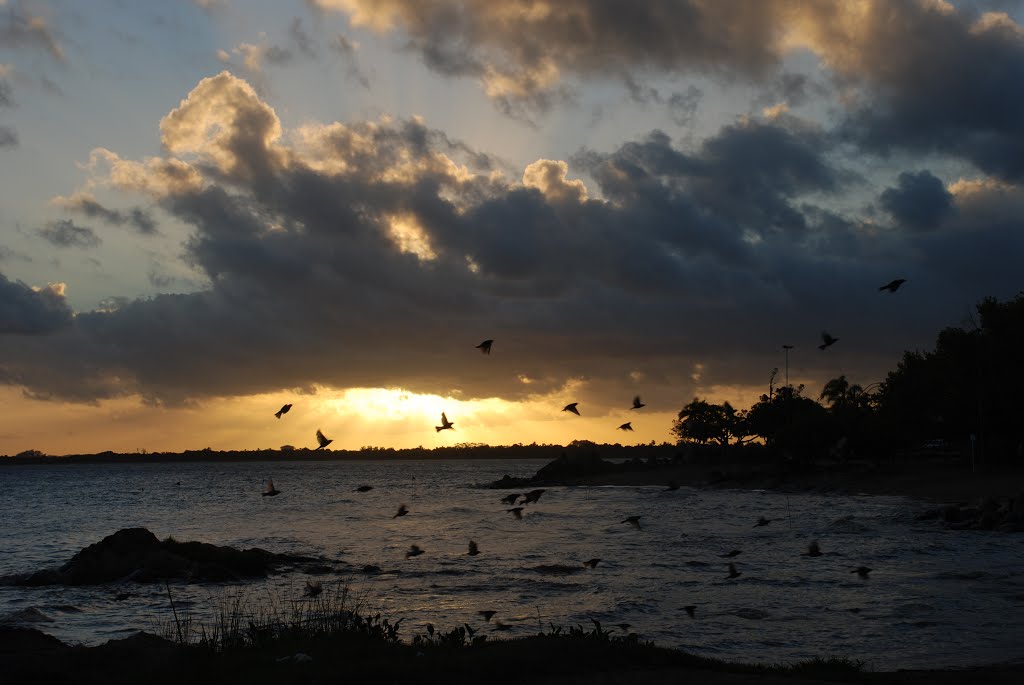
468, 540, 480, 556
500, 493, 520, 505
720, 550, 742, 558
583, 558, 601, 569
393, 504, 409, 518
852, 566, 872, 578
802, 540, 823, 557
275, 403, 292, 419
520, 489, 546, 505
354, 485, 373, 493
818, 331, 839, 351
621, 515, 642, 529
754, 516, 772, 527
405, 544, 424, 559
726, 563, 742, 579
507, 507, 524, 520
263, 479, 280, 497
562, 402, 580, 416
478, 610, 497, 622
436, 412, 454, 432
879, 278, 906, 293
683, 605, 696, 619
631, 396, 645, 409
315, 429, 333, 450
303, 580, 322, 598
618, 422, 634, 431
476, 339, 493, 355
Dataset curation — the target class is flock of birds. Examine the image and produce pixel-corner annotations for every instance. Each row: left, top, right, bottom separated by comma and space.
258, 278, 906, 626
282, 480, 875, 632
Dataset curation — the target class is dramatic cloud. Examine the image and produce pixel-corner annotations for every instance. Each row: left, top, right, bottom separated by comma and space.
1, 70, 1019, 414
880, 170, 955, 231
0, 274, 72, 335
36, 219, 101, 248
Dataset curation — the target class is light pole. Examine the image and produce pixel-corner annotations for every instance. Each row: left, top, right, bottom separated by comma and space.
782, 345, 794, 387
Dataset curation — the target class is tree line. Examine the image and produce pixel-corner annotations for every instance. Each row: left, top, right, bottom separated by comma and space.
672, 293, 1024, 465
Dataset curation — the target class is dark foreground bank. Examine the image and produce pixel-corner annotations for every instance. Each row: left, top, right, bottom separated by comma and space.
3, 624, 1023, 685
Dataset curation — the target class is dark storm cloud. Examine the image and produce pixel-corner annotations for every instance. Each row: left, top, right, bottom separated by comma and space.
880, 171, 954, 231
0, 273, 72, 335
3, 71, 1018, 411
36, 219, 101, 248
828, 3, 1024, 180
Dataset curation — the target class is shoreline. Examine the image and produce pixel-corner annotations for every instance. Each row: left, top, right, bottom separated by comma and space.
3, 625, 1023, 685
494, 456, 1024, 505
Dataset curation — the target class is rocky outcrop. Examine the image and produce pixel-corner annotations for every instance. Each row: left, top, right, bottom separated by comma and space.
916, 494, 1024, 532
2, 528, 323, 586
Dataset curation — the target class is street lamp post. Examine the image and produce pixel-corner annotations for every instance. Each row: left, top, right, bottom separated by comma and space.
782, 345, 794, 387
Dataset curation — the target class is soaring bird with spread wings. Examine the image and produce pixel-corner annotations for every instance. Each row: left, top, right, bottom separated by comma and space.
476, 339, 493, 354
315, 429, 333, 450
436, 412, 454, 432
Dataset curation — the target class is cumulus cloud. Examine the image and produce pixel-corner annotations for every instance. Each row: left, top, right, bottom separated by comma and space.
0, 273, 72, 334
880, 170, 955, 231
1, 72, 1018, 411
36, 219, 101, 248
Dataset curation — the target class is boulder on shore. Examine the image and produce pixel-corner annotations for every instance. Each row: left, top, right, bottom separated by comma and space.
2, 527, 322, 586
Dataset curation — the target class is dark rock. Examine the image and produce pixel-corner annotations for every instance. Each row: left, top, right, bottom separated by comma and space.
2, 527, 322, 586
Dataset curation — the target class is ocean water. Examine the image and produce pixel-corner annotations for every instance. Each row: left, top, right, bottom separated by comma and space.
1, 459, 1023, 670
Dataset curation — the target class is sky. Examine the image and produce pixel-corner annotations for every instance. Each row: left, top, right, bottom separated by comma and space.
2, 0, 1023, 455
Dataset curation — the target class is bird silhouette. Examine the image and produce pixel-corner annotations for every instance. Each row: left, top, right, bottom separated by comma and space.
754, 516, 772, 527
726, 563, 742, 579
476, 339, 493, 354
520, 489, 546, 505
879, 278, 906, 293
436, 412, 454, 432
818, 331, 839, 351
500, 493, 520, 505
802, 540, 823, 557
614, 623, 632, 632
666, 481, 680, 491
562, 402, 580, 415
683, 605, 696, 618
468, 540, 480, 556
621, 515, 642, 529
618, 422, 634, 431
262, 479, 280, 497
354, 485, 373, 493
275, 403, 292, 419
315, 429, 333, 450
720, 550, 742, 558
852, 566, 872, 578
507, 507, 524, 520
393, 504, 409, 518
478, 610, 496, 622
303, 580, 322, 597
405, 544, 424, 559
631, 396, 645, 409
583, 558, 601, 569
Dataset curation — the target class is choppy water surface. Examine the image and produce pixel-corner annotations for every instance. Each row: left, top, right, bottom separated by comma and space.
2, 459, 1022, 670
